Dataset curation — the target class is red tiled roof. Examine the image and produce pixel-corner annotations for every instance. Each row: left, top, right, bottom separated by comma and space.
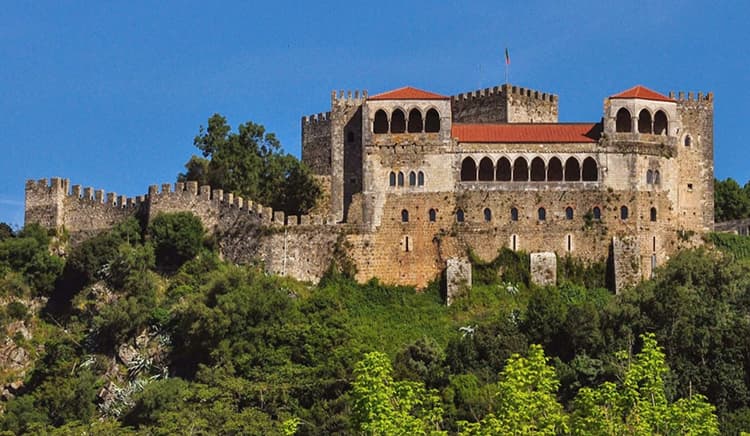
452, 123, 601, 143
368, 86, 449, 100
610, 85, 675, 102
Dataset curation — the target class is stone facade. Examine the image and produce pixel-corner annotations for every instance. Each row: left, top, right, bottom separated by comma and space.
25, 81, 714, 293
530, 252, 557, 287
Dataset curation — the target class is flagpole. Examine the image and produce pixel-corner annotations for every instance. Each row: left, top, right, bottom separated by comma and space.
504, 48, 510, 87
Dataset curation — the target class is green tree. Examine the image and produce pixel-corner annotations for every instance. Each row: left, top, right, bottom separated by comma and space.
458, 344, 569, 435
148, 212, 205, 271
715, 178, 750, 221
351, 351, 446, 435
179, 114, 320, 215
0, 222, 13, 240
571, 333, 719, 435
0, 223, 64, 296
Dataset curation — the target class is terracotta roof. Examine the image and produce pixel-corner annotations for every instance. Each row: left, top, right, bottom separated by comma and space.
368, 86, 449, 100
610, 85, 675, 102
452, 123, 601, 143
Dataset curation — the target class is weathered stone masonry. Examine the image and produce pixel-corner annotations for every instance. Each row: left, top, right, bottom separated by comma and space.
26, 81, 715, 293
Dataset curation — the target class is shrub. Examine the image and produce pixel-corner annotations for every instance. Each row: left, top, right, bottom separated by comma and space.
148, 213, 205, 271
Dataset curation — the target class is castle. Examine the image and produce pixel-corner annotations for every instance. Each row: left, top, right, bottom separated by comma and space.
25, 82, 714, 293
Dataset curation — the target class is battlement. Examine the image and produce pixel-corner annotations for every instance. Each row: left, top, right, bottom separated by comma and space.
146, 181, 331, 228
331, 89, 367, 104
26, 177, 144, 209
450, 84, 557, 103
506, 84, 558, 102
669, 90, 714, 102
302, 111, 332, 126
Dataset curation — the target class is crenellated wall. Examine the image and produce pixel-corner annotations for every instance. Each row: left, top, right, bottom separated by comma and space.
450, 84, 558, 123
25, 178, 340, 284
301, 112, 332, 175
25, 81, 714, 294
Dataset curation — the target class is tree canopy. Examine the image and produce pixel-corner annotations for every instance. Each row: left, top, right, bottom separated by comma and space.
178, 114, 321, 215
715, 177, 750, 221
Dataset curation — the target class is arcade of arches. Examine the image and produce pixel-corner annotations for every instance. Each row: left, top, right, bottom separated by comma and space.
460, 156, 599, 182
373, 108, 441, 134
615, 107, 669, 135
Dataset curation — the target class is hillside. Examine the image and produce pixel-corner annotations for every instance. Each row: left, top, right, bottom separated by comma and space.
1, 213, 750, 434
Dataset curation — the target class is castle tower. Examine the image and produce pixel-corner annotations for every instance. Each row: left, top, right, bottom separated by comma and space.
672, 90, 714, 232
25, 178, 69, 230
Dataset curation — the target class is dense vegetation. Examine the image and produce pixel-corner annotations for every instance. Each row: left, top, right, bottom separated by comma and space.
3, 214, 750, 434
715, 178, 750, 222
178, 114, 321, 215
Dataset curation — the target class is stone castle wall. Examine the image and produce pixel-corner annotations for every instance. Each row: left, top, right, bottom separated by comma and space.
673, 91, 714, 232
25, 178, 340, 285
301, 112, 332, 175
26, 83, 715, 294
450, 84, 558, 123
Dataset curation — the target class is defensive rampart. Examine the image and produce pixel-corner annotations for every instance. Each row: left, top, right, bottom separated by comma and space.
25, 178, 341, 284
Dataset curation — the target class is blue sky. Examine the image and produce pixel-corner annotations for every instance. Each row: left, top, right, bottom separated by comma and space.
1, 1, 748, 227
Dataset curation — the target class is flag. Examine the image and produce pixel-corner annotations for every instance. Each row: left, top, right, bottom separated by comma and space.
505, 48, 510, 65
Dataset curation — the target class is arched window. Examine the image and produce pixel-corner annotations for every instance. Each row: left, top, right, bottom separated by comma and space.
653, 110, 668, 135
582, 157, 598, 181
401, 209, 409, 222
538, 207, 546, 221
417, 171, 424, 186
530, 157, 545, 181
460, 157, 477, 181
650, 207, 657, 222
638, 109, 652, 134
565, 207, 574, 220
374, 110, 388, 134
564, 157, 580, 181
511, 207, 519, 221
684, 135, 692, 147
478, 157, 494, 181
593, 207, 601, 220
654, 170, 660, 185
425, 109, 440, 132
496, 157, 512, 181
513, 157, 529, 181
484, 208, 492, 222
407, 108, 423, 133
620, 206, 629, 220
646, 169, 653, 184
391, 109, 406, 133
456, 209, 465, 223
547, 157, 563, 181
389, 171, 396, 186
397, 172, 405, 186
616, 108, 632, 132
409, 171, 416, 186
428, 208, 436, 222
